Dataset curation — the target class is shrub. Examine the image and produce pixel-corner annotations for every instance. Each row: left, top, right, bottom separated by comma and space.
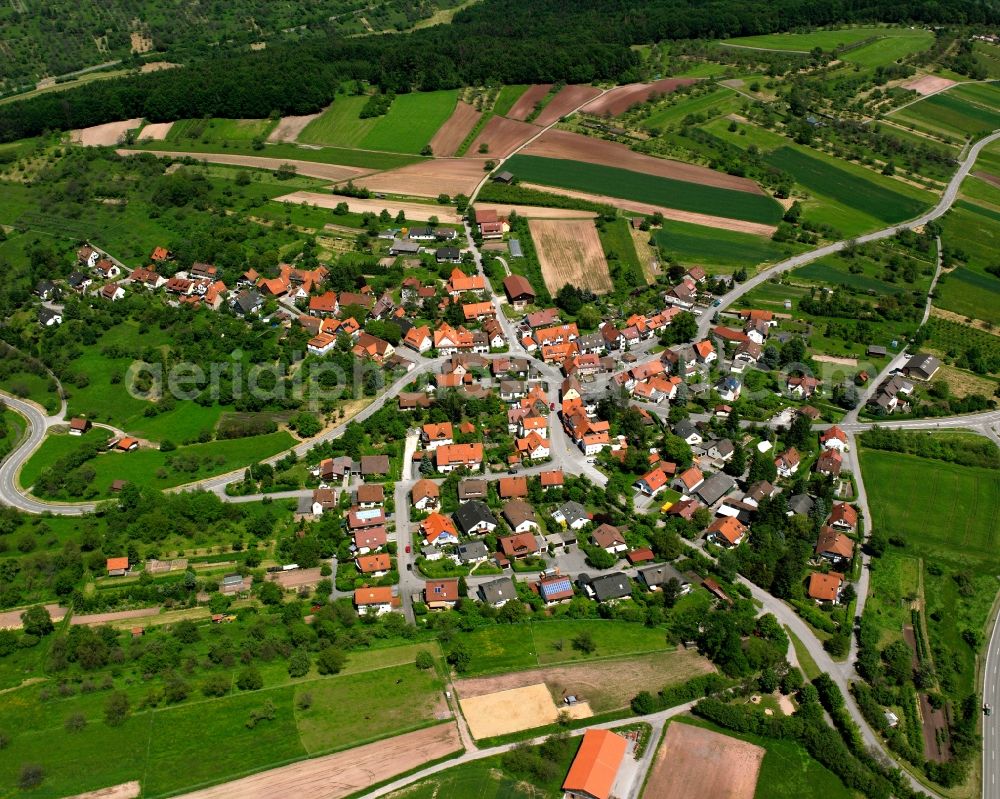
104, 691, 130, 727
19, 764, 44, 789
415, 650, 435, 670
236, 666, 263, 691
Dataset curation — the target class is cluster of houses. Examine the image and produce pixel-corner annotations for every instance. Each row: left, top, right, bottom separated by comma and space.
867, 353, 940, 414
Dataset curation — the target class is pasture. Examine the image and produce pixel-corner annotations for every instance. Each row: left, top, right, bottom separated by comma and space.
860, 446, 1000, 697
296, 96, 378, 148
165, 118, 277, 145
529, 218, 613, 295
764, 146, 930, 224
493, 84, 530, 117
653, 219, 798, 271
642, 86, 741, 130
506, 154, 783, 224
596, 217, 646, 292
358, 90, 459, 154
937, 201, 1000, 324
720, 26, 929, 59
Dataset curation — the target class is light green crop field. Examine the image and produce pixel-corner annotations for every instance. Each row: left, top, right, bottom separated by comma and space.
653, 219, 800, 270
894, 89, 1000, 140
861, 446, 1000, 697
837, 30, 933, 66
359, 89, 459, 154
297, 95, 379, 147
165, 117, 277, 144
721, 26, 924, 55
641, 86, 740, 129
937, 199, 1000, 324
494, 84, 530, 117
504, 154, 783, 224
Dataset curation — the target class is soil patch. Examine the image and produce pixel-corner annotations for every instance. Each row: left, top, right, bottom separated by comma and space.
920, 693, 951, 762
275, 191, 461, 223
117, 149, 370, 181
73, 119, 143, 146
813, 354, 859, 366
454, 648, 713, 713
429, 101, 482, 157
270, 567, 323, 590
459, 683, 591, 739
582, 79, 698, 117
522, 129, 764, 194
534, 85, 603, 127
528, 218, 612, 295
175, 723, 462, 799
519, 183, 776, 235
903, 75, 956, 96
71, 606, 161, 626
974, 169, 1000, 189
140, 61, 178, 73
268, 114, 322, 143
138, 122, 174, 141
348, 158, 487, 198
646, 722, 764, 799
466, 116, 539, 158
476, 203, 595, 219
507, 85, 554, 121
628, 224, 659, 283
0, 603, 65, 629
65, 781, 140, 799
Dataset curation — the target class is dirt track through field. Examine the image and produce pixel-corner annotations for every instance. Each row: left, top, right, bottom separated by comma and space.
0, 603, 65, 629
529, 218, 612, 295
347, 158, 487, 198
429, 101, 482, 157
274, 191, 461, 223
116, 149, 371, 181
64, 781, 140, 799
581, 78, 699, 117
534, 85, 603, 126
466, 116, 539, 158
507, 84, 553, 120
521, 129, 765, 194
519, 183, 777, 235
174, 723, 462, 799
73, 119, 144, 146
646, 722, 764, 799
269, 114, 323, 143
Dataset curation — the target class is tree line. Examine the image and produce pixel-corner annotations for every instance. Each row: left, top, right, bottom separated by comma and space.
4, 0, 1000, 143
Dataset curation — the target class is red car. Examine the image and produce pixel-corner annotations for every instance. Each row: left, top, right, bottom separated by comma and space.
405, 545, 411, 554
550, 402, 556, 410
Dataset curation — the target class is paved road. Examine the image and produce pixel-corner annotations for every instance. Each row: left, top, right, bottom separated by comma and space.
696, 129, 1000, 342
984, 609, 1000, 799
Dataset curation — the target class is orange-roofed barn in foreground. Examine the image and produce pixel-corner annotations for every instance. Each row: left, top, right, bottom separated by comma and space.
562, 728, 628, 799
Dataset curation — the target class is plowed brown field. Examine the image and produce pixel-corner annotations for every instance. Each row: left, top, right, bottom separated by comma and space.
175, 724, 462, 799
534, 85, 603, 126
275, 192, 462, 223
429, 101, 482, 157
521, 129, 764, 194
528, 219, 612, 294
645, 722, 764, 799
581, 78, 698, 116
507, 84, 553, 120
349, 158, 487, 198
466, 116, 539, 158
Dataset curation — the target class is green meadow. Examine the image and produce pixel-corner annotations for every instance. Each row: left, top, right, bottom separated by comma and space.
297, 95, 379, 148
358, 90, 459, 154
653, 219, 799, 270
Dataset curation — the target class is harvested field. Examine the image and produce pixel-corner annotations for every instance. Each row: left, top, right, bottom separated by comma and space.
903, 75, 956, 96
520, 183, 777, 235
629, 224, 659, 283
175, 723, 462, 799
274, 192, 461, 223
72, 118, 144, 146
529, 219, 612, 295
0, 603, 65, 629
466, 116, 539, 158
522, 129, 764, 194
459, 683, 591, 739
138, 122, 174, 141
349, 158, 487, 198
534, 85, 603, 126
429, 101, 482, 157
506, 84, 553, 120
116, 149, 370, 181
645, 722, 764, 799
813, 354, 859, 366
140, 61, 178, 73
71, 606, 161, 626
476, 203, 596, 219
268, 113, 322, 143
270, 566, 323, 589
454, 648, 713, 713
974, 169, 1000, 189
582, 78, 698, 117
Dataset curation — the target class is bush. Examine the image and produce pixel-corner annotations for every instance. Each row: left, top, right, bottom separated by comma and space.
201, 673, 231, 697
415, 650, 435, 670
104, 691, 130, 726
316, 646, 346, 675
288, 650, 311, 678
236, 666, 264, 691
64, 713, 87, 732
19, 764, 44, 789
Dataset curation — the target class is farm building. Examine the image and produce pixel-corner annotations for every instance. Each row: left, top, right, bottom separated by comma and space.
562, 729, 628, 799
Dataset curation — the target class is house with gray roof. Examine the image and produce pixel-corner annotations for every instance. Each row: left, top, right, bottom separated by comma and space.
479, 576, 517, 607
552, 501, 589, 530
694, 472, 735, 507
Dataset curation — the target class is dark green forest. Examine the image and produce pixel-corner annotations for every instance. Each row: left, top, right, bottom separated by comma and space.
2, 0, 1000, 142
